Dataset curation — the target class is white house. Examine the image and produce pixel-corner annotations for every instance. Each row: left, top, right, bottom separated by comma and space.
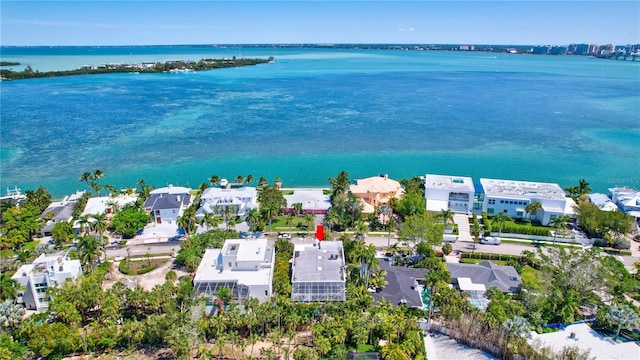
81, 194, 139, 218
197, 186, 258, 220
479, 178, 567, 225
284, 189, 331, 215
143, 185, 192, 225
291, 241, 346, 302
193, 238, 275, 303
588, 193, 619, 212
424, 174, 476, 213
12, 253, 82, 311
609, 187, 640, 220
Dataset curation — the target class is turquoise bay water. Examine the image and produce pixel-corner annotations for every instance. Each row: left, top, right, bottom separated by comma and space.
1, 46, 639, 198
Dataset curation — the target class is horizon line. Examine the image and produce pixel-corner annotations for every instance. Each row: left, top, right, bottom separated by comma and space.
3, 42, 639, 48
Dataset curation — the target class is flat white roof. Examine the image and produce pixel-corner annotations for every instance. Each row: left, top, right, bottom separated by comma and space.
285, 190, 331, 210
81, 195, 138, 217
457, 277, 486, 292
425, 174, 475, 192
426, 199, 450, 212
235, 238, 269, 262
531, 323, 639, 360
193, 248, 272, 286
480, 178, 565, 200
202, 186, 257, 200
292, 241, 345, 282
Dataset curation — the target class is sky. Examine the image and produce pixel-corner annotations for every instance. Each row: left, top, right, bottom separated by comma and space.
1, 1, 639, 46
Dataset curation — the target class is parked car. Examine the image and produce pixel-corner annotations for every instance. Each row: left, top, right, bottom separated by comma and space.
277, 232, 291, 239
443, 234, 457, 243
480, 236, 501, 245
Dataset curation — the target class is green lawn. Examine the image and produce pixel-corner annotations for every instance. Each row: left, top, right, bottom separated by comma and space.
460, 258, 509, 266
520, 265, 545, 292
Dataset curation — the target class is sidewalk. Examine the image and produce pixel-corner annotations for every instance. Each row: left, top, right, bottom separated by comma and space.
453, 213, 472, 242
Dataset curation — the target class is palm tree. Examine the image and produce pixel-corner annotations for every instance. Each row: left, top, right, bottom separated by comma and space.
606, 303, 640, 340
377, 204, 393, 248
525, 201, 542, 223
209, 174, 220, 187
578, 179, 591, 195
493, 213, 510, 237
439, 209, 454, 229
246, 174, 254, 185
328, 170, 350, 199
304, 213, 315, 231
14, 249, 32, 267
502, 316, 531, 355
548, 215, 571, 245
217, 286, 233, 307
178, 207, 198, 235
246, 208, 260, 231
262, 203, 279, 233
0, 274, 21, 301
77, 215, 92, 236
235, 175, 245, 184
77, 235, 101, 271
292, 202, 303, 217
285, 214, 295, 233
201, 212, 218, 231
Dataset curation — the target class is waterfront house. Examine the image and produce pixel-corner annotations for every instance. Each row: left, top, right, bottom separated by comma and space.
588, 193, 619, 212
81, 194, 139, 218
284, 189, 331, 215
349, 175, 404, 212
143, 185, 191, 225
196, 186, 258, 220
12, 253, 82, 311
424, 174, 476, 213
291, 241, 346, 302
40, 191, 85, 236
193, 238, 275, 303
479, 178, 568, 225
609, 187, 640, 221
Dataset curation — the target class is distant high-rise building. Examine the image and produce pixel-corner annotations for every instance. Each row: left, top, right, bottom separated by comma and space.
532, 46, 550, 55
550, 46, 568, 55
570, 43, 590, 55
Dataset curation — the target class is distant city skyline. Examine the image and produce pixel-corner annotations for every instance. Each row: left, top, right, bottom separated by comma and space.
1, 1, 639, 46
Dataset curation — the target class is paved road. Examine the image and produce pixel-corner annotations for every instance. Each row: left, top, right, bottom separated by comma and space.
106, 231, 639, 272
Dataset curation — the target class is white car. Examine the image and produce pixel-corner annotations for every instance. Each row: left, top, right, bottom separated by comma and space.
480, 236, 501, 245
277, 233, 291, 239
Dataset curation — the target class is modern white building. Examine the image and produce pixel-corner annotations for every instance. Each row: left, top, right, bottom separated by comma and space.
143, 185, 192, 225
193, 238, 275, 303
291, 241, 346, 302
12, 253, 82, 311
424, 174, 476, 213
480, 178, 567, 225
197, 186, 258, 220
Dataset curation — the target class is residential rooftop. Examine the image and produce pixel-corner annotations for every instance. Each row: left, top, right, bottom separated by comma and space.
292, 241, 345, 282
480, 178, 566, 200
424, 174, 475, 192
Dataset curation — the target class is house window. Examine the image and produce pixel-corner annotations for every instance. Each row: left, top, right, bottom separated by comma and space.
516, 211, 524, 217
487, 208, 494, 214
